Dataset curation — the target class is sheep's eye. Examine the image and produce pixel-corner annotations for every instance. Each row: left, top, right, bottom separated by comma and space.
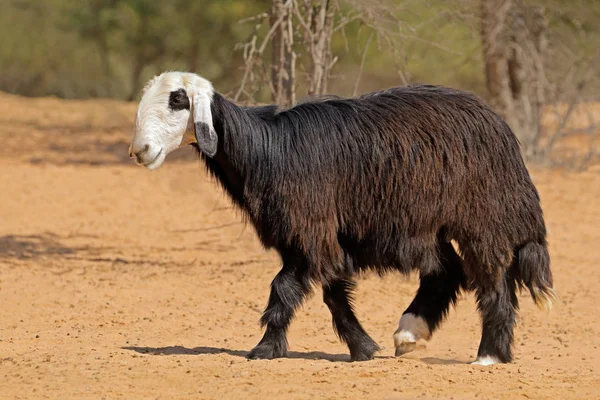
168, 89, 190, 111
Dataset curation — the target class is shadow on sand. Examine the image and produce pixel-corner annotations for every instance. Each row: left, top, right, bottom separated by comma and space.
419, 357, 464, 365
0, 233, 81, 260
123, 345, 466, 364
123, 345, 352, 362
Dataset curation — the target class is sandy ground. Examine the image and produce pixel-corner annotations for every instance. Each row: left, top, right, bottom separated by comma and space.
0, 92, 599, 399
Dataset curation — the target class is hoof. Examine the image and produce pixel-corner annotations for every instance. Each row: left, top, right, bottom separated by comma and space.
394, 341, 417, 356
349, 337, 380, 362
349, 345, 379, 362
471, 355, 501, 366
247, 343, 286, 360
393, 313, 430, 357
350, 353, 374, 362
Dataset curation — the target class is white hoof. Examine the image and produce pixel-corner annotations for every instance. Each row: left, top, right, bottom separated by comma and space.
393, 313, 430, 356
471, 355, 500, 366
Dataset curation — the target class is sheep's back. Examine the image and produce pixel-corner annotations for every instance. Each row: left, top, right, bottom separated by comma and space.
265, 85, 543, 247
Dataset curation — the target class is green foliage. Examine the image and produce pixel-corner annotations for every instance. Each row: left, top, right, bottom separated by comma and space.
0, 0, 597, 101
327, 0, 486, 96
0, 0, 267, 99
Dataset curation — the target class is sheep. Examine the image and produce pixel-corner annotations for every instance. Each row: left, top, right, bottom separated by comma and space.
129, 71, 556, 364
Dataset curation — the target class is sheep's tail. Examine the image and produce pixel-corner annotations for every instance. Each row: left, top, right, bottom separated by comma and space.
512, 241, 558, 311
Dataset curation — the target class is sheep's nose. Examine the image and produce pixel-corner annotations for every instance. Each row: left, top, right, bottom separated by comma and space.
131, 144, 150, 162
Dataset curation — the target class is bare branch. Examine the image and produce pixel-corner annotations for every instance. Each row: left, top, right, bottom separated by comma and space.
259, 13, 287, 54
333, 14, 361, 32
293, 0, 314, 40
238, 12, 269, 24
353, 30, 374, 96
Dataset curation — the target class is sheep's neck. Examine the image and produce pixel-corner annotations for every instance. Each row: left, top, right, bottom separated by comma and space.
207, 93, 272, 211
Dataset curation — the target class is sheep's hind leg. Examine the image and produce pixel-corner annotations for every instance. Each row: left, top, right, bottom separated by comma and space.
394, 239, 466, 356
323, 279, 380, 361
471, 272, 517, 365
247, 250, 311, 360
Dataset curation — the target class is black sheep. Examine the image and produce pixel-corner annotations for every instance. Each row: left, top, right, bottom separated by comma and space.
129, 72, 556, 364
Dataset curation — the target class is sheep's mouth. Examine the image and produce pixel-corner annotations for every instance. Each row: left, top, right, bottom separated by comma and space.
141, 148, 163, 168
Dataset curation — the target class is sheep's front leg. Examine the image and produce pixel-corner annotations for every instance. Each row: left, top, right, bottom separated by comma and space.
323, 279, 380, 361
247, 251, 311, 360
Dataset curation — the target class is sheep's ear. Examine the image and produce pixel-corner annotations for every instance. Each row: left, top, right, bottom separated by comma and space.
193, 92, 217, 157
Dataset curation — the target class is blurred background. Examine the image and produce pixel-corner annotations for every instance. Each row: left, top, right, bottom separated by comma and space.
1, 0, 599, 164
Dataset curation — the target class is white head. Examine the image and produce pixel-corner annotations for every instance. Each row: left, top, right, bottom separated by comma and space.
129, 71, 217, 170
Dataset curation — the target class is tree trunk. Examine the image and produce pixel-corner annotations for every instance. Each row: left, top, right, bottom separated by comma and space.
305, 0, 335, 96
270, 0, 296, 107
481, 0, 516, 123
480, 0, 547, 159
90, 0, 114, 97
128, 56, 146, 101
188, 39, 200, 73
127, 16, 148, 102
